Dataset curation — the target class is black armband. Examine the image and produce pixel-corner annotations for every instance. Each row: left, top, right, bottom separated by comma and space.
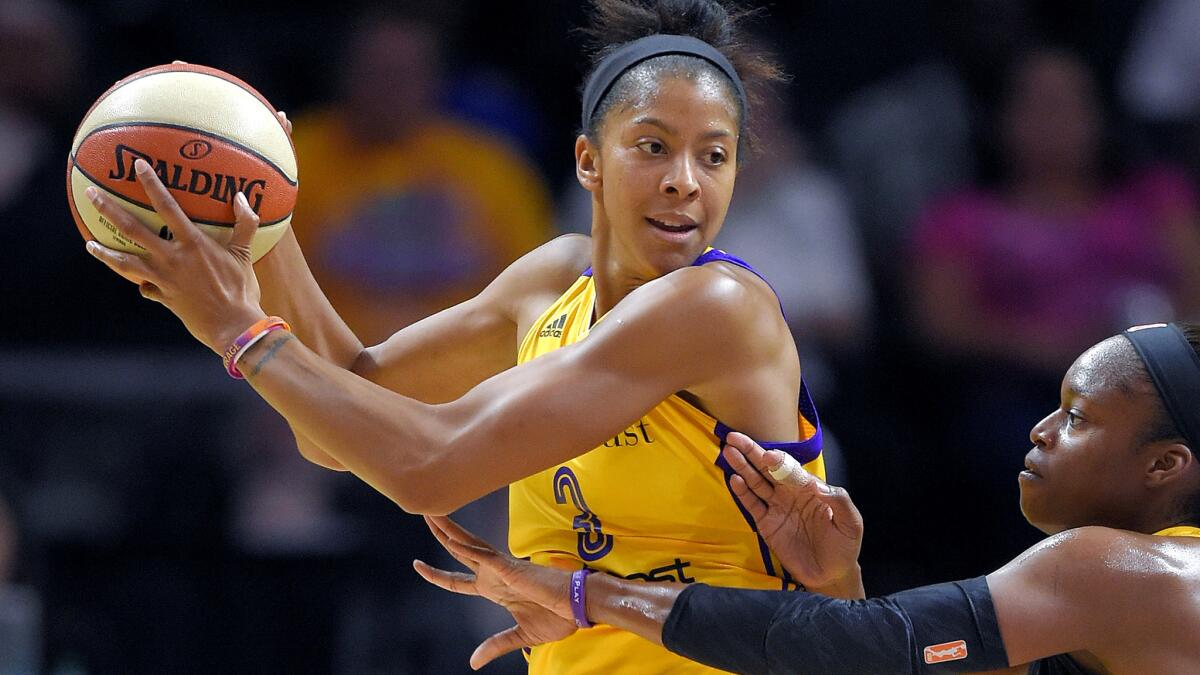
661, 576, 1008, 674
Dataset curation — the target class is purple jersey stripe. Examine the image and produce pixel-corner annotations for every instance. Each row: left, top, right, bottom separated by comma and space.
711, 380, 825, 469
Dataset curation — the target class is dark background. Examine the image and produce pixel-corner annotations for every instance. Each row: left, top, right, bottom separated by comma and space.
2, 0, 1197, 672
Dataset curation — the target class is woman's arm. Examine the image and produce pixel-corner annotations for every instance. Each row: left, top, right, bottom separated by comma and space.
105, 137, 580, 472
256, 226, 583, 470
246, 112, 572, 470
985, 526, 1185, 668
84, 162, 779, 513
420, 517, 1184, 673
251, 228, 360, 469
235, 262, 770, 513
417, 515, 1011, 674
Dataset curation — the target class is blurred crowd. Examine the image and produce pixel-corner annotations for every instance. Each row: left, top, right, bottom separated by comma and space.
3, 0, 1200, 672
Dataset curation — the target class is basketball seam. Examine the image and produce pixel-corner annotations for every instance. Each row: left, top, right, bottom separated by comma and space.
69, 162, 292, 229
101, 67, 282, 131
77, 121, 297, 185
72, 66, 294, 157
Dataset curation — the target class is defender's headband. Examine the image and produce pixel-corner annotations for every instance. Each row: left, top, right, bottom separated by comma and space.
1123, 323, 1200, 448
581, 34, 746, 132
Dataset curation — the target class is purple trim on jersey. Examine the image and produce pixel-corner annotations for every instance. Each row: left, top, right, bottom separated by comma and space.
717, 468, 778, 579
581, 248, 779, 310
713, 380, 825, 469
691, 248, 788, 320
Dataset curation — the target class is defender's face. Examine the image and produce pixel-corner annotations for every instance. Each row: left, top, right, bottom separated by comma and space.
592, 74, 739, 279
1020, 341, 1157, 534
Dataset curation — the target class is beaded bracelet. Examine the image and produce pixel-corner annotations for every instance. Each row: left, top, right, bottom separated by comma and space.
570, 568, 594, 628
222, 316, 291, 379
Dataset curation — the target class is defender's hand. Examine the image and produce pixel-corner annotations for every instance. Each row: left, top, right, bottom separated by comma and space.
415, 516, 578, 670
722, 432, 864, 597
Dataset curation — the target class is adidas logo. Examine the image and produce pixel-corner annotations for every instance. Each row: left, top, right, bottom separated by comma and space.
539, 314, 566, 338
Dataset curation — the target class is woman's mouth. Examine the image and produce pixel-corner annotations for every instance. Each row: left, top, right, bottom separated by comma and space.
1020, 459, 1043, 481
646, 217, 698, 236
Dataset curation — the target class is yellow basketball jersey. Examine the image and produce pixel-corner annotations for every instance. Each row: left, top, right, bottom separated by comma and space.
510, 250, 825, 674
1156, 525, 1200, 538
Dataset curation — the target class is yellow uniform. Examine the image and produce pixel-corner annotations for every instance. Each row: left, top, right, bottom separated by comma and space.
510, 249, 825, 674
1156, 526, 1200, 538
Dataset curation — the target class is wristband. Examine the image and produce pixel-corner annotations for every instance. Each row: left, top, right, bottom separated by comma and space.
570, 569, 594, 628
222, 316, 291, 379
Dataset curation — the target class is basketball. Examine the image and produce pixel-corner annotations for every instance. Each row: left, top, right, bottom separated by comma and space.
67, 63, 297, 262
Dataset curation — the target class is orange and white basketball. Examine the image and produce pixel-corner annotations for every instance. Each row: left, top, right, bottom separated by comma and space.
67, 63, 297, 262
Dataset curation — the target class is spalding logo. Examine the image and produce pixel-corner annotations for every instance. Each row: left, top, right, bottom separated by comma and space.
179, 139, 213, 160
923, 639, 968, 664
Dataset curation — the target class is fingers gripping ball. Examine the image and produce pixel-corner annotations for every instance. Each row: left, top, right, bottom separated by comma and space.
67, 63, 297, 262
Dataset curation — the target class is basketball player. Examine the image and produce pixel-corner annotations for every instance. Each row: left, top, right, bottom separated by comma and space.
81, 1, 842, 672
417, 323, 1200, 674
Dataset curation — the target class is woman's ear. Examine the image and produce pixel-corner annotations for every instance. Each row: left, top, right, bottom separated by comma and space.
575, 134, 601, 192
1145, 441, 1194, 488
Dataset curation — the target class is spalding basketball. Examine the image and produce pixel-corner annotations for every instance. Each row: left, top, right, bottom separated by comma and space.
67, 63, 297, 262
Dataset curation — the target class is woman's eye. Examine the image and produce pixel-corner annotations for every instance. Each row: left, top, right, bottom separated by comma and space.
707, 150, 727, 165
637, 141, 665, 154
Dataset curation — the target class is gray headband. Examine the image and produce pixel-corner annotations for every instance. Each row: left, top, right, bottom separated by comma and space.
581, 34, 747, 132
1123, 323, 1200, 448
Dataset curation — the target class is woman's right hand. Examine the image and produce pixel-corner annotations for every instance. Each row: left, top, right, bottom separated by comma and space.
722, 432, 866, 598
415, 516, 579, 670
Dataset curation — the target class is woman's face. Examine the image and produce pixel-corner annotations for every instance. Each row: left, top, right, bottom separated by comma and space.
1020, 339, 1161, 534
584, 72, 739, 279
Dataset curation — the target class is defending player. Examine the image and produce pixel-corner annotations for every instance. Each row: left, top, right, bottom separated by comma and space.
417, 323, 1200, 673
81, 1, 838, 672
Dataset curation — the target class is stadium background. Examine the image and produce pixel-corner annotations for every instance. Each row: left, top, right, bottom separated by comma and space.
2, 0, 1198, 672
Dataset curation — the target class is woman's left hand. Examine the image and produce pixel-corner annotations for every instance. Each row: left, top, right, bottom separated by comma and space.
84, 157, 267, 353
415, 515, 578, 670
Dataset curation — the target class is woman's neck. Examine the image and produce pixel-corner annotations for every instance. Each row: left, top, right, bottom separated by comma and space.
588, 213, 660, 320
590, 245, 649, 320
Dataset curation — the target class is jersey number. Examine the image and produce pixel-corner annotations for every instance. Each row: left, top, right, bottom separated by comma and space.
553, 467, 614, 562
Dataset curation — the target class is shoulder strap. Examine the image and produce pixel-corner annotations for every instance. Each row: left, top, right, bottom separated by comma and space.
712, 379, 824, 467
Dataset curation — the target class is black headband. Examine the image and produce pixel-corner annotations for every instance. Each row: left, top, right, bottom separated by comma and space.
581, 34, 747, 132
1123, 323, 1200, 448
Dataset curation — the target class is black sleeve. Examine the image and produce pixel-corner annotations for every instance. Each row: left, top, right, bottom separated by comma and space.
661, 576, 1009, 674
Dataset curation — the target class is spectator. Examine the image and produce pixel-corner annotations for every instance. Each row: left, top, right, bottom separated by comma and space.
289, 9, 554, 344
912, 47, 1200, 372
826, 0, 1034, 289
906, 47, 1200, 571
265, 14, 551, 672
0, 0, 97, 347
